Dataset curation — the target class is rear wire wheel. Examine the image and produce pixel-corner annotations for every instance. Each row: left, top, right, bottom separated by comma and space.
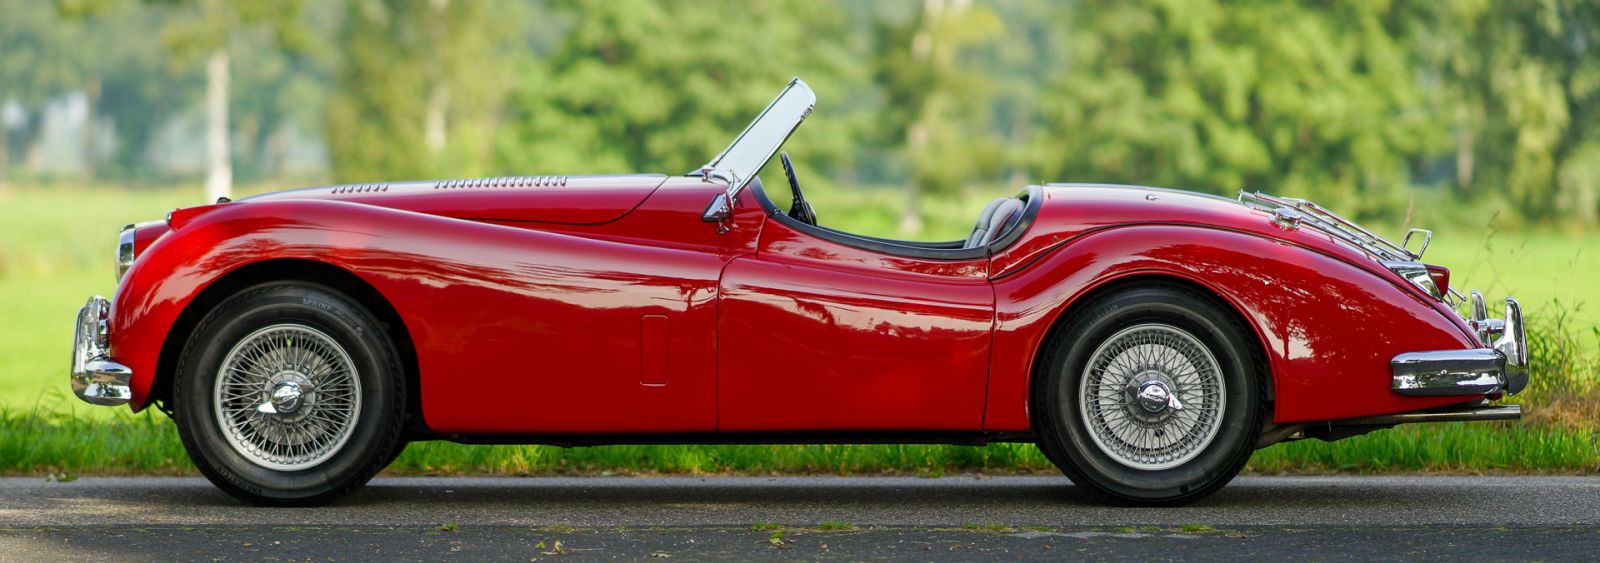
1034, 283, 1265, 506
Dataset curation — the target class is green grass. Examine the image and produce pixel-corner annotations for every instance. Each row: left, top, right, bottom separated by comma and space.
1251, 422, 1600, 473
1, 183, 1597, 476
2, 409, 1592, 476
0, 185, 213, 412
0, 405, 192, 475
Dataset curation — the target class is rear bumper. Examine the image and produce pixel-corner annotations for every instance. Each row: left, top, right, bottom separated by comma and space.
70, 296, 133, 406
1391, 296, 1528, 397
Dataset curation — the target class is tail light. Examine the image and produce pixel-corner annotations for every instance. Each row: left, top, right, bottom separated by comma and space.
1381, 261, 1449, 301
1425, 264, 1450, 297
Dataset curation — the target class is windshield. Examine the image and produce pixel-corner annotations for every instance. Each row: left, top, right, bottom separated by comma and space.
701, 77, 816, 196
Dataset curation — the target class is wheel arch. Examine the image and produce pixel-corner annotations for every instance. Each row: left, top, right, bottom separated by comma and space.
149, 258, 423, 431
1025, 272, 1277, 422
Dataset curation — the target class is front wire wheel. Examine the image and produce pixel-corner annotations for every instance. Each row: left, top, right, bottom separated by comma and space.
214, 324, 363, 472
174, 282, 405, 506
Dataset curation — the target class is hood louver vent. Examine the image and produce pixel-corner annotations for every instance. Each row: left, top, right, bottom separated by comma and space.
433, 176, 568, 190
330, 183, 389, 194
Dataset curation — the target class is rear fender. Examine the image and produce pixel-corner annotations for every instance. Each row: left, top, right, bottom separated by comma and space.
984, 224, 1480, 431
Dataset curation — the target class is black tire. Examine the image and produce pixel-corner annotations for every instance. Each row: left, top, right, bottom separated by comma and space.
173, 281, 406, 506
385, 439, 409, 468
1033, 282, 1265, 506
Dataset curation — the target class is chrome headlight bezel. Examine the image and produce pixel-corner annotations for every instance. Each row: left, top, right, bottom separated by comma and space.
116, 224, 136, 282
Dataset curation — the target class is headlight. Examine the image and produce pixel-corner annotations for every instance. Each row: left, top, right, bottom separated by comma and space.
116, 224, 136, 282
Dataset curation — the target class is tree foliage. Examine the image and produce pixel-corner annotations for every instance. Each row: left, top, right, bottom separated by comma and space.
490, 0, 864, 177
1028, 1, 1447, 218
1408, 0, 1600, 223
3, 0, 1597, 225
324, 0, 522, 181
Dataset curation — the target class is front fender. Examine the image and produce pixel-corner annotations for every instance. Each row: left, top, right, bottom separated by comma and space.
110, 200, 404, 410
984, 224, 1481, 431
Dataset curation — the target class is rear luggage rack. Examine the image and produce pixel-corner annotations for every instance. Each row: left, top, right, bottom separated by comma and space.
1238, 191, 1428, 262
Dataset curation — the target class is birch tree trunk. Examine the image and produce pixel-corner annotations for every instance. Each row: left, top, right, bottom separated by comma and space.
1, 103, 11, 171
1455, 105, 1474, 191
899, 0, 943, 236
82, 78, 100, 179
425, 84, 449, 154
205, 48, 232, 202
424, 0, 450, 156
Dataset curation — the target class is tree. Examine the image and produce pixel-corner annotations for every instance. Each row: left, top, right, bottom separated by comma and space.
1030, 0, 1448, 221
163, 0, 309, 200
325, 0, 522, 182
0, 0, 83, 171
1407, 0, 1600, 223
872, 0, 1004, 234
491, 0, 866, 181
3, 0, 176, 177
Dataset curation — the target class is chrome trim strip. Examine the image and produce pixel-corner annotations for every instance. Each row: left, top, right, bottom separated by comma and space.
1391, 348, 1505, 396
71, 296, 132, 406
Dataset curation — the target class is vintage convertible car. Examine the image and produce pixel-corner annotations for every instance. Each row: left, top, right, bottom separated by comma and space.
72, 78, 1528, 506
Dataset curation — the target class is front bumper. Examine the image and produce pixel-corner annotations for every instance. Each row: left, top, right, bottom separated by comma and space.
70, 296, 133, 406
1391, 296, 1528, 396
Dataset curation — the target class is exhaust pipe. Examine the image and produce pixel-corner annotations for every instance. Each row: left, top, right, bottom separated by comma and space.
1257, 403, 1520, 449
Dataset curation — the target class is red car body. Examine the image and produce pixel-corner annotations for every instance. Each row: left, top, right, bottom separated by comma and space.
71, 78, 1528, 505
106, 174, 1490, 438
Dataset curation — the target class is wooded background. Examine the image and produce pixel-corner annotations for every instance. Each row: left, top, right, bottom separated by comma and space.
2, 0, 1597, 230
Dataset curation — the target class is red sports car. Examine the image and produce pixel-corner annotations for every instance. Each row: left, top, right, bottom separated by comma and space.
72, 78, 1527, 506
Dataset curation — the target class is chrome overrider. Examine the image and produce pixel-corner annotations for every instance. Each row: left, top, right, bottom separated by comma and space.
71, 295, 133, 406
1391, 294, 1528, 397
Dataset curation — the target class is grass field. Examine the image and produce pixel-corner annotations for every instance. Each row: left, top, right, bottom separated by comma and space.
1, 182, 1596, 476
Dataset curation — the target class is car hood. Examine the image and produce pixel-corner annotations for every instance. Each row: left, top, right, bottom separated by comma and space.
237, 174, 670, 224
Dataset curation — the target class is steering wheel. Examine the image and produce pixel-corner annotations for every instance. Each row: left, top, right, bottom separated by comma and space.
780, 152, 818, 226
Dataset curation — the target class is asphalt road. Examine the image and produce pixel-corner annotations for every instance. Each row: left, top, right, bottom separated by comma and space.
2, 475, 1598, 561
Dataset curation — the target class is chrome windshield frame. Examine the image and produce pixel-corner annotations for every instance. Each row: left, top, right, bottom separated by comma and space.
699, 77, 816, 199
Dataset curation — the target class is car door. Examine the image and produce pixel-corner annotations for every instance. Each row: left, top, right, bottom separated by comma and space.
715, 213, 995, 432
411, 181, 765, 436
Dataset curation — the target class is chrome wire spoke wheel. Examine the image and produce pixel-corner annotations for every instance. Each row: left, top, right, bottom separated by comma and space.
1079, 323, 1226, 470
213, 323, 362, 471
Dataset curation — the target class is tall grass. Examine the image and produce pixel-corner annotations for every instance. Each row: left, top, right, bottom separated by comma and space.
0, 405, 191, 475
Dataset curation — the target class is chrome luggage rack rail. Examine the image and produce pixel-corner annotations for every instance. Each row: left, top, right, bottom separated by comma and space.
1238, 191, 1428, 262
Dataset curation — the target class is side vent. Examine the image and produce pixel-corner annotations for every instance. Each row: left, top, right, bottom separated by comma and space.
640, 314, 669, 386
330, 183, 389, 194
433, 176, 568, 190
